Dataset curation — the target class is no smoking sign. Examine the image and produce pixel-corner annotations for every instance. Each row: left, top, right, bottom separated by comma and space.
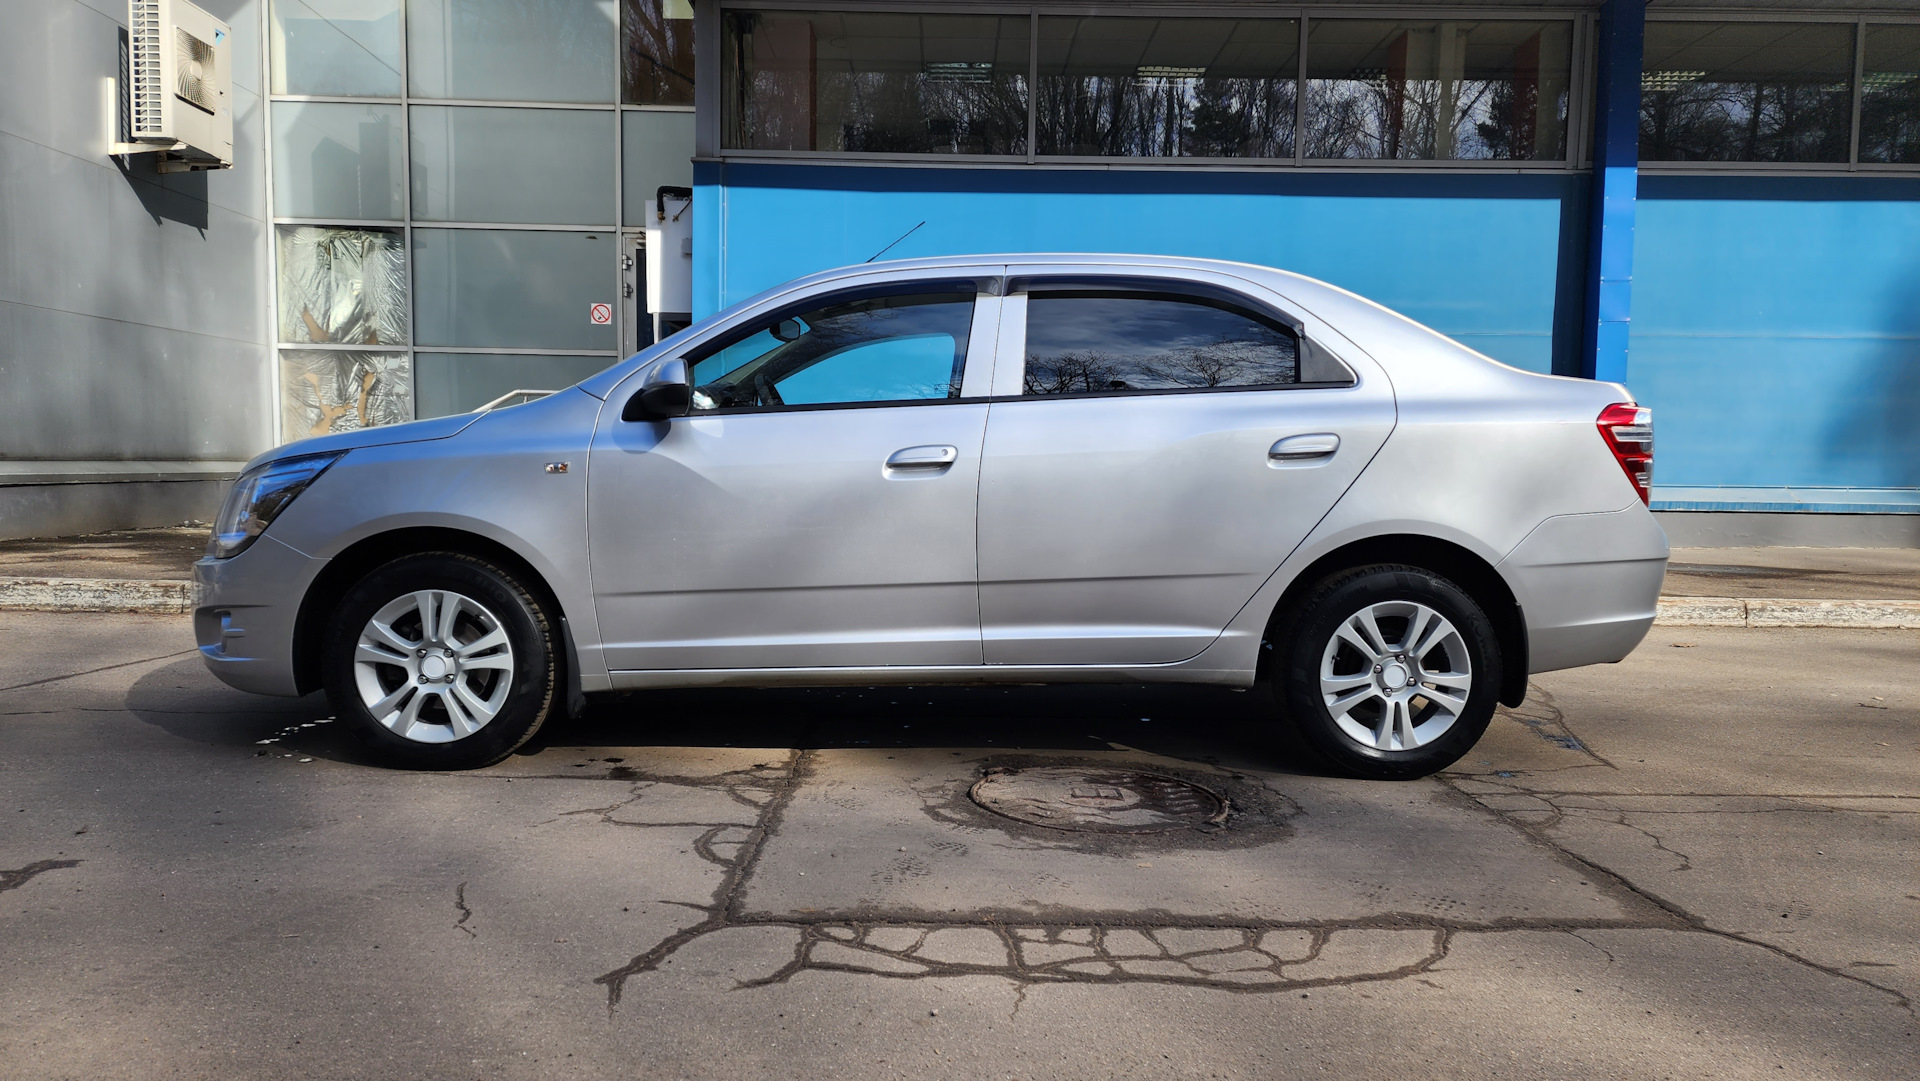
589, 302, 613, 325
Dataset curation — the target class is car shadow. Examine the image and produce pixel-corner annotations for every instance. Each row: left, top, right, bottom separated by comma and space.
123, 655, 1311, 775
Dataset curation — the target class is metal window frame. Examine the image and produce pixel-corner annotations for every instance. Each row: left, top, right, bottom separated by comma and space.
1640, 9, 1920, 176
412, 346, 624, 356
261, 0, 280, 443
266, 1, 696, 430
708, 1, 1592, 172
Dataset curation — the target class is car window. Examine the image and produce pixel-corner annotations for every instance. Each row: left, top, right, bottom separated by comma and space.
1021, 291, 1302, 396
686, 291, 975, 411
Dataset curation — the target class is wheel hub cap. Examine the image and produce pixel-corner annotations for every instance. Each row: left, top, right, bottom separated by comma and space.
1380, 662, 1410, 690
420, 653, 450, 680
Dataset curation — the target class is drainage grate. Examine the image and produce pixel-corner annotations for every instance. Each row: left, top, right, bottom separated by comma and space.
969, 767, 1228, 833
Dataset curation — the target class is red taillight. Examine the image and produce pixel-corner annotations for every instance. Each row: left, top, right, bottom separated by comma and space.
1597, 403, 1654, 504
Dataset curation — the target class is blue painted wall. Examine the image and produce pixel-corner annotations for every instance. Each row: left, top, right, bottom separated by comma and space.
1633, 176, 1920, 493
695, 163, 1588, 375
694, 164, 1920, 500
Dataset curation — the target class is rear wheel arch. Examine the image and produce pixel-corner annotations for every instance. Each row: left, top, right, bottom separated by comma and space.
1262, 534, 1529, 708
291, 527, 581, 711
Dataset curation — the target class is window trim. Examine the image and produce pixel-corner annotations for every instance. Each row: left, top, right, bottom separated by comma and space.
985, 380, 1363, 405
675, 394, 994, 417
713, 2, 1589, 171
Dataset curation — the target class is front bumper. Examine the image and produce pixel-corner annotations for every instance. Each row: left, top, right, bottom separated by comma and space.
1500, 503, 1670, 674
193, 534, 328, 697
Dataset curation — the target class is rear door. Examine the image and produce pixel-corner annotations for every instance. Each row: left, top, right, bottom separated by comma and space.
976, 267, 1396, 665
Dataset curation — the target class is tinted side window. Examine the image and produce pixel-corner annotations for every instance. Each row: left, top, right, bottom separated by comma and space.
1022, 292, 1301, 396
687, 292, 975, 411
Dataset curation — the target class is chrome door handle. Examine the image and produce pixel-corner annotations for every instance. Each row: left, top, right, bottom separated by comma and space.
886, 445, 959, 469
1269, 433, 1340, 461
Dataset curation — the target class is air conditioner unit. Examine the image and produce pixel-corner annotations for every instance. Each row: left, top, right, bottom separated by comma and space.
122, 0, 233, 171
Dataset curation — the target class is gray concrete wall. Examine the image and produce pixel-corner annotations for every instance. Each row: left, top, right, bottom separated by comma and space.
0, 0, 272, 539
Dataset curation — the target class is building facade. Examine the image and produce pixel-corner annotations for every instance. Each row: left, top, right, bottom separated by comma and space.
3, 0, 1917, 542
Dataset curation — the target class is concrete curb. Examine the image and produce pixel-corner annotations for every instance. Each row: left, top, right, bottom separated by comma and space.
1657, 596, 1920, 629
3, 576, 1917, 629
0, 576, 194, 614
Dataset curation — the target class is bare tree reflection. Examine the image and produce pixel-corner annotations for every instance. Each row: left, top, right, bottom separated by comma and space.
1641, 76, 1851, 162
1638, 22, 1853, 163
623, 0, 695, 106
724, 12, 1029, 154
1038, 74, 1296, 157
1860, 27, 1920, 164
1026, 340, 1299, 394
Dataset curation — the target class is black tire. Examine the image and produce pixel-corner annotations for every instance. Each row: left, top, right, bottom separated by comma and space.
1269, 564, 1502, 781
322, 552, 558, 770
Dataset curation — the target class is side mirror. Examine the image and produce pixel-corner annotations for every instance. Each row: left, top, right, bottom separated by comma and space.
621, 358, 693, 421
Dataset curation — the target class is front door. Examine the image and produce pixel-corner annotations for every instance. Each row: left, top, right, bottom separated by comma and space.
588, 284, 998, 672
977, 277, 1397, 665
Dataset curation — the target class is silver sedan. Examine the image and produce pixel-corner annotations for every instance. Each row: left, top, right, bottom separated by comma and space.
196, 255, 1667, 779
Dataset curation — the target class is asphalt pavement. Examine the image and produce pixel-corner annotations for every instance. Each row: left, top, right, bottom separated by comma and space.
1, 612, 1915, 1080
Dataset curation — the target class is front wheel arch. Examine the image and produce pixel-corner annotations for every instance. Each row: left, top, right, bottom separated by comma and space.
1260, 534, 1528, 708
291, 527, 581, 716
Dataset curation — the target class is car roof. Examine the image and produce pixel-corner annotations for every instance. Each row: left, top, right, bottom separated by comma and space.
795, 252, 1337, 297
578, 253, 1550, 401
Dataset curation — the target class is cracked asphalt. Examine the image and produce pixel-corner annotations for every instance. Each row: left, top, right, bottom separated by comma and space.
1, 611, 1915, 1080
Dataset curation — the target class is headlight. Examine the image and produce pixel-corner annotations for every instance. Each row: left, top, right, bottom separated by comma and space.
207, 452, 344, 559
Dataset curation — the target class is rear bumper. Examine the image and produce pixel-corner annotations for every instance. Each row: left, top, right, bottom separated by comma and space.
193, 534, 327, 697
1500, 504, 1669, 674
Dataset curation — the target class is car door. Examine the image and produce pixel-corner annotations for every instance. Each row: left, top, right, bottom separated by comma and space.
588, 278, 1002, 672
976, 267, 1397, 666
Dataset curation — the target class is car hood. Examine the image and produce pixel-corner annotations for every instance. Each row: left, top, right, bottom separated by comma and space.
237, 412, 486, 473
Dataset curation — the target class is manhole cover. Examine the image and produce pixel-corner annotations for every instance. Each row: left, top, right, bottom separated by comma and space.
969, 768, 1228, 833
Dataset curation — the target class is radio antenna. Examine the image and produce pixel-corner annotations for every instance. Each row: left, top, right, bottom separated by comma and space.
865, 221, 926, 263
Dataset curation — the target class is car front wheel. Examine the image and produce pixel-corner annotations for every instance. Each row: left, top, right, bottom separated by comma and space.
1272, 564, 1502, 780
323, 553, 558, 770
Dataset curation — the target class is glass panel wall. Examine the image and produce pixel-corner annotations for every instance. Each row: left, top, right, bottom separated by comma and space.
280, 351, 413, 436
275, 226, 408, 345
412, 230, 619, 351
1035, 17, 1299, 158
415, 353, 613, 416
1304, 20, 1570, 161
271, 102, 405, 220
623, 110, 696, 226
270, 0, 403, 96
1640, 22, 1855, 163
268, 0, 695, 439
407, 0, 619, 102
409, 106, 616, 224
722, 11, 1031, 154
1862, 25, 1920, 165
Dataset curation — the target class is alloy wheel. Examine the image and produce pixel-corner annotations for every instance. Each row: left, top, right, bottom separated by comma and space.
351, 589, 515, 744
1318, 600, 1473, 753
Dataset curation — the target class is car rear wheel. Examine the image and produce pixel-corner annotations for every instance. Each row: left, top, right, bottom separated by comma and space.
1271, 564, 1501, 780
323, 553, 557, 770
